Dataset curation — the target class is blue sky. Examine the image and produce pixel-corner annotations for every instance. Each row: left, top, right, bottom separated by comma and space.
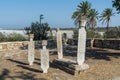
0, 0, 120, 29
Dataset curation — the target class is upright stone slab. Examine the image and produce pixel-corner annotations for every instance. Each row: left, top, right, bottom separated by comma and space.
56, 28, 63, 59
41, 40, 49, 73
77, 19, 86, 65
28, 34, 35, 65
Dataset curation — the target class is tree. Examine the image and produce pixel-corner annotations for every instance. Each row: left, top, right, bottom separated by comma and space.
112, 0, 120, 13
72, 11, 81, 27
72, 1, 91, 28
88, 9, 99, 30
100, 8, 115, 32
24, 22, 50, 40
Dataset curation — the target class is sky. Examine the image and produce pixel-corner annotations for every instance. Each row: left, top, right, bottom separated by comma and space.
0, 0, 120, 29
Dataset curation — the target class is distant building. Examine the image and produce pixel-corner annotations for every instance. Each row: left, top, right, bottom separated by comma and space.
47, 30, 74, 39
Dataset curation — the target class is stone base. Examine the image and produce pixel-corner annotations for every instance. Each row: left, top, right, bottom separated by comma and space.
75, 63, 89, 71
52, 58, 89, 75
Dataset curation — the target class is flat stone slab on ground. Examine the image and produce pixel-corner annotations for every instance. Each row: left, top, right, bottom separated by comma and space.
55, 58, 77, 64
53, 58, 89, 75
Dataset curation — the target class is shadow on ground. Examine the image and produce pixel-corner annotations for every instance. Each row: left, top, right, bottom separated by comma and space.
86, 48, 120, 61
7, 59, 42, 73
63, 45, 120, 61
0, 69, 47, 80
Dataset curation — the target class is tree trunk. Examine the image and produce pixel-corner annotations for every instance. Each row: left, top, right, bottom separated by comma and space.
107, 20, 109, 33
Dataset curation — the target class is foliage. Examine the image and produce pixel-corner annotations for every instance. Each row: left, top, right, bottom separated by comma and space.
73, 28, 102, 39
78, 1, 91, 17
24, 27, 30, 35
24, 22, 51, 40
112, 0, 120, 13
6, 33, 26, 41
0, 32, 26, 42
87, 30, 102, 38
103, 27, 120, 38
0, 32, 6, 42
100, 8, 115, 32
0, 32, 5, 38
72, 1, 91, 27
88, 9, 99, 30
73, 28, 78, 39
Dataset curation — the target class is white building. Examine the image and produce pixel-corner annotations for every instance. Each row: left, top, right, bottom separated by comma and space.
47, 30, 74, 39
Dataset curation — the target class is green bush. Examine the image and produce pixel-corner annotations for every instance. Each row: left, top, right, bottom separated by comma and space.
73, 28, 78, 39
87, 30, 102, 38
6, 33, 26, 41
0, 32, 6, 42
104, 28, 120, 38
0, 32, 26, 42
24, 22, 51, 40
0, 33, 27, 42
73, 29, 102, 39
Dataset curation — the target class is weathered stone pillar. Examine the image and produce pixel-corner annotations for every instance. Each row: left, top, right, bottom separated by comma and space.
77, 19, 87, 65
56, 28, 63, 59
28, 34, 35, 65
41, 40, 49, 73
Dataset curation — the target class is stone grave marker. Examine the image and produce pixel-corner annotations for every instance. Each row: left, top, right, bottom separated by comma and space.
77, 19, 89, 71
77, 27, 86, 65
28, 34, 35, 65
56, 28, 63, 59
40, 40, 49, 73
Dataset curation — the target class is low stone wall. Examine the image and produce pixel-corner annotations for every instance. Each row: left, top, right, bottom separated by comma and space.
0, 39, 119, 51
93, 39, 120, 50
67, 38, 120, 50
0, 40, 56, 51
0, 41, 28, 51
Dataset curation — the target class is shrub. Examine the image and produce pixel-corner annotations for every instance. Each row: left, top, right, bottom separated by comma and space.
0, 32, 6, 42
87, 30, 102, 38
73, 28, 78, 39
24, 22, 51, 40
104, 27, 120, 38
6, 33, 26, 41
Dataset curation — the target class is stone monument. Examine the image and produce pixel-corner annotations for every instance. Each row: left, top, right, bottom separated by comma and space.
77, 18, 89, 69
56, 28, 63, 59
28, 34, 35, 65
40, 40, 49, 73
52, 20, 89, 75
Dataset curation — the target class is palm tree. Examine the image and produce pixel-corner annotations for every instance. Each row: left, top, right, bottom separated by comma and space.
88, 9, 99, 30
72, 11, 81, 27
112, 0, 120, 13
72, 1, 91, 28
100, 8, 114, 32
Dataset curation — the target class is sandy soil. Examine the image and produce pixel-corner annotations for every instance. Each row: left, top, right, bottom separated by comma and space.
0, 46, 120, 80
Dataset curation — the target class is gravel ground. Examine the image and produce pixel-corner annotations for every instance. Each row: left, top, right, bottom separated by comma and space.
0, 46, 120, 80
